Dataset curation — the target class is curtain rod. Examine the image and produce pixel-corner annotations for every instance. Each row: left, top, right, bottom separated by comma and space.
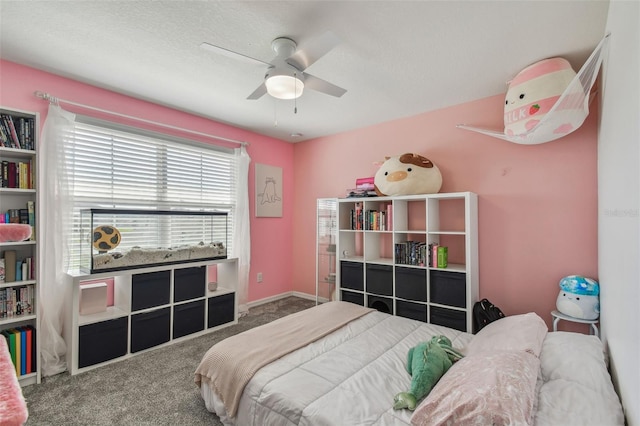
33, 91, 249, 147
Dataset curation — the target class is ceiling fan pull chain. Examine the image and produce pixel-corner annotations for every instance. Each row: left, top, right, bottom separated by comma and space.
294, 73, 298, 114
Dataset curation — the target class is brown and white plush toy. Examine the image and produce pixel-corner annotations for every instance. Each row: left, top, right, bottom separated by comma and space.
374, 153, 442, 196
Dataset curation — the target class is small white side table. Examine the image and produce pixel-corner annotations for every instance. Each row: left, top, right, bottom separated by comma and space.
551, 310, 599, 338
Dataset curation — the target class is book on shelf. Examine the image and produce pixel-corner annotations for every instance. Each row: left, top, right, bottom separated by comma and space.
430, 244, 439, 267
0, 258, 4, 283
4, 250, 16, 282
15, 261, 21, 281
346, 188, 378, 198
27, 201, 35, 240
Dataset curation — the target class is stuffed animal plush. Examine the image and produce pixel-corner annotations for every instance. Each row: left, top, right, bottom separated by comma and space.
504, 57, 577, 136
374, 153, 442, 196
393, 335, 464, 411
556, 275, 600, 320
0, 224, 32, 242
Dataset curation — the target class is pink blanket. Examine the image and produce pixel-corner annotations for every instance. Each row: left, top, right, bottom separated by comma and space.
0, 337, 28, 426
195, 301, 373, 418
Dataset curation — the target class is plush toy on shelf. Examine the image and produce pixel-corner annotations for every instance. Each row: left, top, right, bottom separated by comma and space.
0, 223, 32, 242
374, 153, 442, 196
556, 275, 600, 320
504, 57, 577, 137
393, 335, 464, 411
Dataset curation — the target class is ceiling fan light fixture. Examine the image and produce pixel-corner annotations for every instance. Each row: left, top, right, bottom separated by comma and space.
265, 73, 304, 100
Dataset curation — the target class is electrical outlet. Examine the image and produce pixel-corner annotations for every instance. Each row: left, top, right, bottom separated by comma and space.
257, 272, 263, 283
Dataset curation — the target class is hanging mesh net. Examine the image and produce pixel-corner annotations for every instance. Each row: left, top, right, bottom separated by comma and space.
457, 33, 610, 145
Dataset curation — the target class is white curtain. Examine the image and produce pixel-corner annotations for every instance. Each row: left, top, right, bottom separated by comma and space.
39, 104, 75, 376
232, 145, 251, 315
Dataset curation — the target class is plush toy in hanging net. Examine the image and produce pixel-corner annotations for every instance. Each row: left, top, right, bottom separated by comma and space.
457, 33, 610, 145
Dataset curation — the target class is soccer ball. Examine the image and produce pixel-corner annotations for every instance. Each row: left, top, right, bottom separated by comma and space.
92, 225, 122, 252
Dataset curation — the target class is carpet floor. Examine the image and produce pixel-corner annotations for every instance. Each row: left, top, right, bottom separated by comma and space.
21, 296, 315, 425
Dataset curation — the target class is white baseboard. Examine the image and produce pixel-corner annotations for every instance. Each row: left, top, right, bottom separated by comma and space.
247, 291, 316, 309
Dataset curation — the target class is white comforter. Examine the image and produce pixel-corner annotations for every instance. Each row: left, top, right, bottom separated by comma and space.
201, 311, 624, 426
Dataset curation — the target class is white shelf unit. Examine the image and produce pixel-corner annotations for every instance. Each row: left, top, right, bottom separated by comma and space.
336, 192, 478, 333
64, 258, 238, 375
316, 198, 337, 304
0, 106, 40, 386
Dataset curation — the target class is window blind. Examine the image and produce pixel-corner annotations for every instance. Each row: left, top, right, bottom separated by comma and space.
63, 117, 237, 270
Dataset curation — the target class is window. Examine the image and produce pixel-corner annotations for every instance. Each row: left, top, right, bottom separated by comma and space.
63, 116, 237, 270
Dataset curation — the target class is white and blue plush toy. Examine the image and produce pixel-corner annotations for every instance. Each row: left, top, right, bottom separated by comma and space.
556, 275, 600, 320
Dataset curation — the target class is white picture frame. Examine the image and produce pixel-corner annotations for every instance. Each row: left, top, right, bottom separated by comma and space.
255, 163, 283, 217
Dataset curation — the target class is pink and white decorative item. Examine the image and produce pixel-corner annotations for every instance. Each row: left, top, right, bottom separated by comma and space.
0, 224, 32, 243
504, 57, 577, 137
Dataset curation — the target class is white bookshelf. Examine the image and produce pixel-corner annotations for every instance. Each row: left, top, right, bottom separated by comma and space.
0, 106, 40, 386
336, 192, 479, 333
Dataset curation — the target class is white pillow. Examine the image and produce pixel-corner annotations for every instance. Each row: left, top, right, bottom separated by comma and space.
410, 350, 540, 426
465, 312, 548, 357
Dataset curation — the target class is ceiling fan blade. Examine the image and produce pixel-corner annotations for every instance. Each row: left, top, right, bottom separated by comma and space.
247, 82, 268, 100
302, 73, 347, 98
286, 31, 340, 71
200, 42, 270, 67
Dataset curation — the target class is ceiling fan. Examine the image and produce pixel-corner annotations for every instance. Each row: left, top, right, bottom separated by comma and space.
200, 31, 347, 101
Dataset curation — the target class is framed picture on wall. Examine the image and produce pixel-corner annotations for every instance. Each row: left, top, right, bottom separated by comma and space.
255, 163, 283, 217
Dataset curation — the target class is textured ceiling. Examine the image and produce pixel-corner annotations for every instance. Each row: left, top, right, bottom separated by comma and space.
0, 1, 609, 142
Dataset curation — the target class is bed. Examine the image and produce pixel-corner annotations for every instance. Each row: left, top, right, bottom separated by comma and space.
195, 301, 624, 426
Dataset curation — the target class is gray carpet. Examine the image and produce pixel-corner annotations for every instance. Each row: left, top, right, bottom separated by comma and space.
21, 296, 315, 425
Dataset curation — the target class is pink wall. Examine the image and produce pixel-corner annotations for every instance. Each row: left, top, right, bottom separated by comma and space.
293, 94, 598, 331
1, 60, 599, 332
0, 60, 294, 303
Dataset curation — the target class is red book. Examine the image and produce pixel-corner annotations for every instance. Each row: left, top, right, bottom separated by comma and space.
24, 326, 32, 374
7, 162, 16, 188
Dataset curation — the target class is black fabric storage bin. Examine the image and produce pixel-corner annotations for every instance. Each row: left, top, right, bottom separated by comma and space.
130, 307, 171, 353
173, 300, 205, 339
208, 293, 235, 328
79, 317, 128, 368
396, 267, 427, 302
174, 266, 206, 303
340, 262, 364, 291
368, 295, 392, 314
131, 270, 171, 311
341, 290, 364, 306
429, 270, 466, 308
396, 300, 427, 322
366, 264, 393, 296
430, 306, 467, 332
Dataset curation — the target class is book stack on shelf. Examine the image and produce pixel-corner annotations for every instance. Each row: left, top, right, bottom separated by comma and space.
0, 251, 35, 284
348, 202, 393, 231
1, 326, 37, 377
395, 241, 428, 266
0, 284, 35, 318
0, 113, 35, 150
1, 160, 34, 189
346, 177, 378, 198
430, 243, 448, 268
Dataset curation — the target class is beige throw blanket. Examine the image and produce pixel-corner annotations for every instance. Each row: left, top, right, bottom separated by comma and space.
194, 301, 373, 418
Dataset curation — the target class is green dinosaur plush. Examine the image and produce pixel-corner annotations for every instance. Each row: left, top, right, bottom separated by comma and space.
393, 335, 464, 410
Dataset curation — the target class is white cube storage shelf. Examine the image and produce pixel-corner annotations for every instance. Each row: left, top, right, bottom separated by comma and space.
337, 192, 478, 333
64, 258, 238, 375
